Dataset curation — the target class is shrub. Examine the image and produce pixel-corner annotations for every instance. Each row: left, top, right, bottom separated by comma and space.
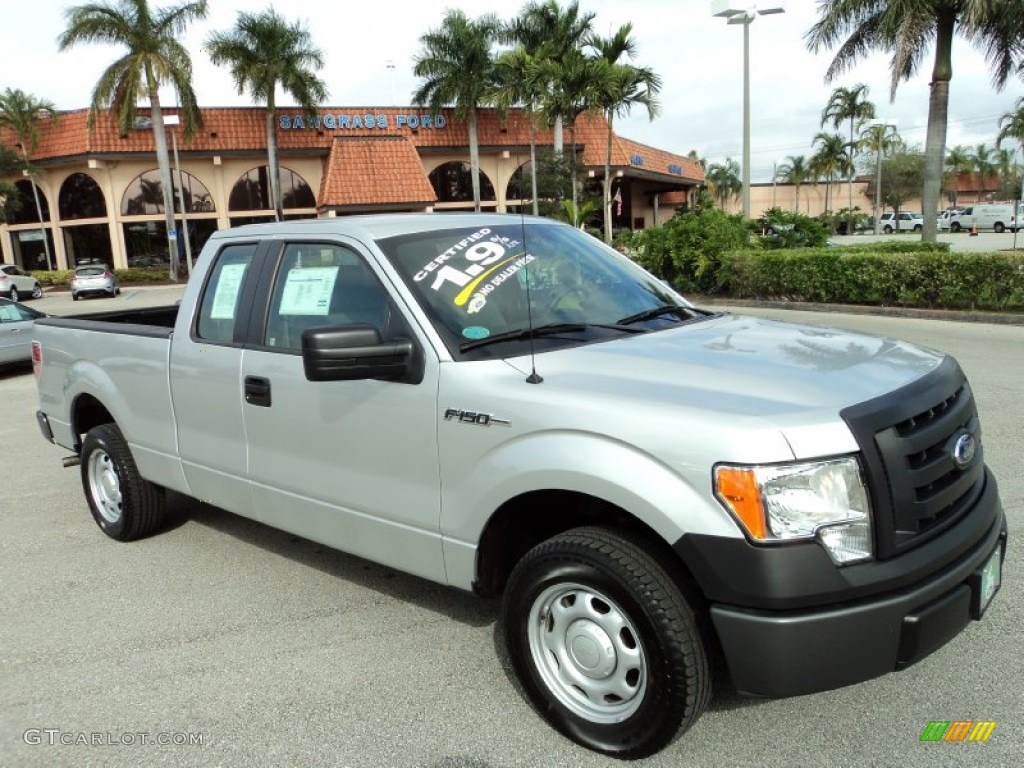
30, 267, 170, 288
625, 208, 751, 293
723, 249, 1024, 311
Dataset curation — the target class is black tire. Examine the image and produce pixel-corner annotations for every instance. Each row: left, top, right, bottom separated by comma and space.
914, 224, 922, 232
31, 282, 42, 299
9, 286, 18, 302
502, 527, 711, 758
72, 293, 80, 301
994, 222, 1005, 233
883, 225, 893, 234
951, 222, 962, 233
80, 423, 165, 541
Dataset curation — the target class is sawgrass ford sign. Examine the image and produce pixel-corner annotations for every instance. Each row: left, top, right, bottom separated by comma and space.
279, 112, 448, 130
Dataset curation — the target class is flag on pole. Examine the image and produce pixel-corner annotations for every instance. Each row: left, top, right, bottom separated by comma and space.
613, 187, 623, 216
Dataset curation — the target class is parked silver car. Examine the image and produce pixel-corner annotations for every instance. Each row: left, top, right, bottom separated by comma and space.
0, 297, 45, 367
71, 265, 120, 301
0, 264, 43, 302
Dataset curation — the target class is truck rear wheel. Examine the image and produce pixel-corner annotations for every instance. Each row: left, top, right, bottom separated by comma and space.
80, 423, 165, 541
502, 527, 710, 758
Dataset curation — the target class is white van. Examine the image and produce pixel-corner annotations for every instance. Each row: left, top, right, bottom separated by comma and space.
950, 203, 1022, 233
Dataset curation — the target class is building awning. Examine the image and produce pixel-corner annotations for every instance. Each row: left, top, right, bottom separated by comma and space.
317, 136, 436, 212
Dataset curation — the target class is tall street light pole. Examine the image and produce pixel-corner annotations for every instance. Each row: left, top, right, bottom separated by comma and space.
712, 1, 785, 219
163, 115, 193, 276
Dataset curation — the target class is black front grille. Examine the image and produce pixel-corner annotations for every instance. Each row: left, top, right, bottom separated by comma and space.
841, 357, 985, 559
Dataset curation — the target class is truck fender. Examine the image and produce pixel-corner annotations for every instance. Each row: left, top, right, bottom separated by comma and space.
440, 431, 741, 590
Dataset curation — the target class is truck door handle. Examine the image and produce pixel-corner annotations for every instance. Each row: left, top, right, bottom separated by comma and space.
244, 376, 272, 407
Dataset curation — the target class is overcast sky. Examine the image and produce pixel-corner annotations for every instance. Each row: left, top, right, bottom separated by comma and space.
5, 0, 1023, 182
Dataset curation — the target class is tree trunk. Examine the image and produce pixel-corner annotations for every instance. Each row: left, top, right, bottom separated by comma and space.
603, 111, 613, 243
146, 74, 179, 282
20, 145, 52, 270
922, 12, 955, 243
529, 118, 538, 217
553, 114, 564, 156
569, 120, 578, 226
468, 108, 482, 212
266, 95, 283, 222
848, 119, 855, 233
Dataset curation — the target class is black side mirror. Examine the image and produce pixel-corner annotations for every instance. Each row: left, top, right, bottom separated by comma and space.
301, 324, 422, 383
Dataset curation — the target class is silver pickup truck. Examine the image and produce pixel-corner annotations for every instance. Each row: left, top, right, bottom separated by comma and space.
34, 214, 1006, 758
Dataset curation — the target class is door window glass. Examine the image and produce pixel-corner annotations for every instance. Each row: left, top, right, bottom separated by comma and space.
264, 244, 391, 351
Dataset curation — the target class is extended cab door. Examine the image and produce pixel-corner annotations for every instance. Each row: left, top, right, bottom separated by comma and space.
238, 239, 445, 582
170, 241, 264, 515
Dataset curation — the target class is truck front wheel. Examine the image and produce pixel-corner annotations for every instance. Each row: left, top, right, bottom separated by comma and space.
502, 527, 710, 758
80, 423, 166, 541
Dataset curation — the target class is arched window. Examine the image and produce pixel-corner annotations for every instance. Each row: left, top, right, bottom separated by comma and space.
506, 161, 536, 201
9, 180, 50, 224
429, 161, 495, 203
228, 166, 315, 211
121, 169, 215, 215
59, 173, 107, 220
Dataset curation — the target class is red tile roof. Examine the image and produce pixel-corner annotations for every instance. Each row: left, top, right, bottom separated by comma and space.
3, 106, 702, 183
319, 137, 435, 208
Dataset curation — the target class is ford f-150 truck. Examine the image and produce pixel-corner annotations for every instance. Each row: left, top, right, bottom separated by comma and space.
34, 214, 1006, 758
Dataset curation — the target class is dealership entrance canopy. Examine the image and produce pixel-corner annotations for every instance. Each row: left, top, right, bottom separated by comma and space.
0, 106, 703, 270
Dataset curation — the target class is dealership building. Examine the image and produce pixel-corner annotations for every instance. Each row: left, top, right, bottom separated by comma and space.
0, 106, 703, 271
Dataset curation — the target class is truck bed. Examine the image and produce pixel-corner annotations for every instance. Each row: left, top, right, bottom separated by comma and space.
37, 304, 179, 337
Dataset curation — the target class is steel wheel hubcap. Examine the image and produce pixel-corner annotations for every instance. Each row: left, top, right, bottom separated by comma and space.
88, 450, 122, 524
527, 582, 647, 723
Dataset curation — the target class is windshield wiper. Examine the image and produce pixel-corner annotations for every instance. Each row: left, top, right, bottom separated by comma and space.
459, 322, 642, 352
616, 304, 711, 326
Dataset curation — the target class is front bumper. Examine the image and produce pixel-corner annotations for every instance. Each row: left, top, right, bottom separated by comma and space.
674, 470, 1006, 697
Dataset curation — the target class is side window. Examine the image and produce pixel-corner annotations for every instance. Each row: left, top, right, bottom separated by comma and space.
0, 302, 36, 321
196, 243, 258, 343
263, 243, 391, 351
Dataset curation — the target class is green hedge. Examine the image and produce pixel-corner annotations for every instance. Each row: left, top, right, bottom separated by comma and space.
30, 267, 170, 287
722, 249, 1024, 310
825, 241, 951, 255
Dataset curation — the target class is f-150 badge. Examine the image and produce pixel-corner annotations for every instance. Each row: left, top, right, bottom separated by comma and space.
444, 408, 511, 426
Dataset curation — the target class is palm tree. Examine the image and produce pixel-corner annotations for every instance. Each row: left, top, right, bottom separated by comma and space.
776, 155, 810, 213
512, 0, 595, 155
706, 158, 742, 210
590, 24, 661, 243
943, 144, 973, 207
490, 47, 542, 215
810, 132, 853, 226
858, 123, 902, 231
807, 1, 1022, 243
821, 84, 875, 232
413, 10, 500, 212
0, 89, 60, 269
205, 8, 327, 222
996, 97, 1024, 202
59, 0, 208, 280
972, 143, 998, 201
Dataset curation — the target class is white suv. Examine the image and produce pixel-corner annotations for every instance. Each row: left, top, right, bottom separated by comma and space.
878, 211, 924, 233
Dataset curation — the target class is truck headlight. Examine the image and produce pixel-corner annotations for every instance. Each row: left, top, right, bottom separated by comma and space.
714, 457, 872, 564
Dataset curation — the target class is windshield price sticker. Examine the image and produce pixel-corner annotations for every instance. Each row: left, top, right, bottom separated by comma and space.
415, 228, 533, 314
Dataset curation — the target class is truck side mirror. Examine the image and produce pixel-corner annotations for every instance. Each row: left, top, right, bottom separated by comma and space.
301, 325, 422, 384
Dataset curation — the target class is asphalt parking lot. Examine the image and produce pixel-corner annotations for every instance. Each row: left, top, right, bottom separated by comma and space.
1, 292, 1020, 767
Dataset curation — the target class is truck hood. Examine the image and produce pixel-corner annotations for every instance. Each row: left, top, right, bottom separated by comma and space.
509, 313, 945, 455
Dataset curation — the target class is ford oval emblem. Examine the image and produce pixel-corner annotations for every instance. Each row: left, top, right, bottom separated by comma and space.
952, 433, 976, 470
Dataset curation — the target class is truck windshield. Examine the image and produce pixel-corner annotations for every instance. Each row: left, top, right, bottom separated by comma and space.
378, 220, 709, 358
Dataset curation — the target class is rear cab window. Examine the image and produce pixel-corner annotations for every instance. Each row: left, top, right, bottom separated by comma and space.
195, 243, 259, 344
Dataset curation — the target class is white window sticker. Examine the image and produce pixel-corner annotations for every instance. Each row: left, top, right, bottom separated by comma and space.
210, 263, 248, 319
278, 266, 339, 316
